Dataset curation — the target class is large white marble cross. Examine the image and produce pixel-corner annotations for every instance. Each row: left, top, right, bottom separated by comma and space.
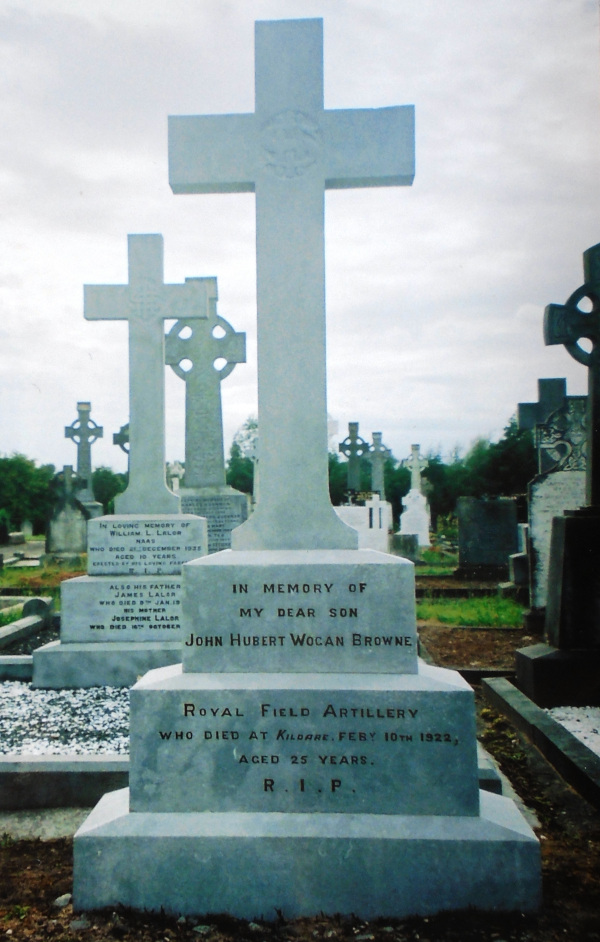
84, 234, 216, 515
169, 18, 414, 549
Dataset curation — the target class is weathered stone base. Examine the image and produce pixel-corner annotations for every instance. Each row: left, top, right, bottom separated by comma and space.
515, 642, 600, 707
73, 787, 540, 918
31, 640, 182, 689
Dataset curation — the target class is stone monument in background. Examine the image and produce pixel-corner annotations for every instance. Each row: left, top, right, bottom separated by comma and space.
399, 443, 430, 547
165, 288, 249, 552
44, 465, 89, 560
65, 402, 104, 518
74, 17, 539, 918
517, 379, 586, 620
339, 421, 370, 494
456, 496, 518, 580
367, 431, 391, 498
33, 236, 209, 688
336, 432, 393, 552
517, 243, 600, 706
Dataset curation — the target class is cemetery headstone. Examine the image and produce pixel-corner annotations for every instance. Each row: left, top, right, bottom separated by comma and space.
518, 378, 571, 473
165, 291, 249, 552
516, 244, 600, 706
74, 17, 539, 919
399, 444, 430, 547
456, 496, 518, 580
44, 466, 89, 560
33, 236, 210, 688
339, 422, 370, 494
367, 431, 391, 498
65, 402, 104, 518
523, 389, 586, 613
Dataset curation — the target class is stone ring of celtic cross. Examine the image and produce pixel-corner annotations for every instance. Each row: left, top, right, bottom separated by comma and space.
68, 419, 102, 443
564, 285, 600, 367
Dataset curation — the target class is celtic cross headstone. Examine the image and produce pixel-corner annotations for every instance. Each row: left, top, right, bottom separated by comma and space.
368, 431, 391, 498
169, 18, 414, 549
544, 242, 600, 506
65, 401, 103, 513
515, 242, 600, 699
113, 422, 129, 454
402, 444, 428, 493
84, 234, 215, 514
165, 287, 245, 488
339, 422, 370, 493
45, 465, 89, 557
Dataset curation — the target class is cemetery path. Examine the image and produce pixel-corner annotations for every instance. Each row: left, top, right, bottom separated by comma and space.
2, 625, 599, 941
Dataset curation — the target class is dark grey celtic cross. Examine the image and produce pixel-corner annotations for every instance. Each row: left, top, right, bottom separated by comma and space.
544, 242, 600, 506
65, 402, 103, 503
339, 422, 370, 492
165, 285, 245, 489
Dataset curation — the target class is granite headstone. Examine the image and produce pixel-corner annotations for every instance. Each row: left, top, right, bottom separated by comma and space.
165, 290, 249, 552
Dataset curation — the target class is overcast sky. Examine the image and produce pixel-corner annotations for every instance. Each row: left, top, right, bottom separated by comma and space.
0, 0, 599, 476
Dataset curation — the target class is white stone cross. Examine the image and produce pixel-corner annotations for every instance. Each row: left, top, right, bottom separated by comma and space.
169, 18, 414, 549
84, 234, 216, 515
402, 444, 428, 493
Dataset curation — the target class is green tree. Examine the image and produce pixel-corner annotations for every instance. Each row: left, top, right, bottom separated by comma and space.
92, 467, 128, 514
328, 452, 347, 505
0, 454, 56, 534
384, 460, 411, 528
226, 441, 254, 494
462, 417, 535, 498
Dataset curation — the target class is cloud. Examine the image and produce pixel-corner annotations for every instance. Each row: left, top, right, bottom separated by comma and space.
0, 0, 597, 477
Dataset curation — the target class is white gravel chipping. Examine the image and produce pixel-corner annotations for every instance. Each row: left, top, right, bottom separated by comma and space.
0, 681, 129, 755
547, 706, 600, 757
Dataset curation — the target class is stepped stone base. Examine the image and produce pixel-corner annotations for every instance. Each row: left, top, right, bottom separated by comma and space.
73, 787, 540, 918
515, 642, 600, 707
31, 640, 182, 689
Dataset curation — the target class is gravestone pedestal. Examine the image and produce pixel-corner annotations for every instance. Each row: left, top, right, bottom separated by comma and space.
33, 514, 208, 688
179, 486, 249, 554
74, 549, 540, 916
399, 489, 430, 548
335, 496, 392, 552
516, 508, 600, 706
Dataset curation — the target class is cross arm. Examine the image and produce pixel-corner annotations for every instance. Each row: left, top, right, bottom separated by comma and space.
169, 114, 257, 194
84, 285, 132, 321
324, 106, 415, 189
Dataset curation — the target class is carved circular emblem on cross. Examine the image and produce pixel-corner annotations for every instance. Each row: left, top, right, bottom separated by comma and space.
261, 109, 322, 179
